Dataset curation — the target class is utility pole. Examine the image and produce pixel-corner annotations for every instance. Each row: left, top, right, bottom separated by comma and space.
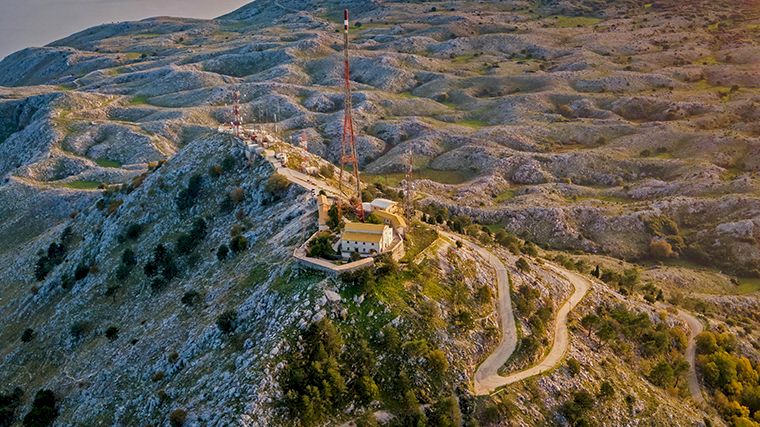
403, 144, 415, 220
231, 90, 242, 138
337, 8, 364, 221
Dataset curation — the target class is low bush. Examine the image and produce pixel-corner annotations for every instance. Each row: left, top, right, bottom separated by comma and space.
169, 408, 187, 427
230, 235, 248, 254
181, 290, 201, 307
265, 174, 291, 199
21, 329, 35, 343
216, 245, 229, 261
216, 310, 238, 334
105, 326, 119, 341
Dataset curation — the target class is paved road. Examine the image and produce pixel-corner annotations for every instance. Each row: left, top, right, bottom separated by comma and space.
676, 308, 706, 405
439, 231, 518, 396
271, 162, 345, 199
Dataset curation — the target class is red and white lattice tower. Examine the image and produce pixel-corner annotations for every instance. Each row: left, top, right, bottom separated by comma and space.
338, 9, 364, 221
231, 90, 242, 137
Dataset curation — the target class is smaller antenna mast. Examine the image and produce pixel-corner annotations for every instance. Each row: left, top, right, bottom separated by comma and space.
403, 144, 415, 220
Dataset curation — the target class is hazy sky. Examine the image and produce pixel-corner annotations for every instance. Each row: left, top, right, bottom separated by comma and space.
0, 0, 252, 59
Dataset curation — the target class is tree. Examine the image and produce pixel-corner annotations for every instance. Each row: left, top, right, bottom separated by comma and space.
327, 204, 340, 230
176, 174, 203, 210
649, 239, 674, 259
580, 314, 600, 338
105, 326, 119, 341
429, 396, 462, 427
230, 235, 248, 254
21, 329, 35, 343
696, 332, 719, 355
562, 390, 595, 426
355, 375, 379, 405
592, 265, 601, 278
516, 257, 530, 272
216, 310, 237, 334
365, 213, 382, 224
648, 361, 675, 387
567, 358, 581, 376
308, 233, 336, 258
265, 173, 291, 198
22, 390, 57, 427
427, 349, 449, 377
216, 245, 229, 261
522, 242, 539, 257
399, 390, 427, 426
0, 387, 23, 427
599, 381, 615, 400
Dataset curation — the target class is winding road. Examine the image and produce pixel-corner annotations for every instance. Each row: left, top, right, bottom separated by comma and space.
442, 232, 518, 396
476, 264, 591, 394
675, 308, 706, 404
442, 231, 593, 395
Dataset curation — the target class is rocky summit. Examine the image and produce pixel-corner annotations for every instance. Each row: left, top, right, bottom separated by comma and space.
0, 1, 759, 426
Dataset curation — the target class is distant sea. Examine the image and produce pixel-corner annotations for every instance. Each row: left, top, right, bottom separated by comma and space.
0, 0, 251, 59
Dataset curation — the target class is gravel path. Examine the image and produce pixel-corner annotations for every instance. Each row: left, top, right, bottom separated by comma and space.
676, 308, 706, 405
471, 256, 592, 395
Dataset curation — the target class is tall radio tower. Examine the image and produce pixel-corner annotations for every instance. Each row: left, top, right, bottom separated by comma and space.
338, 8, 364, 221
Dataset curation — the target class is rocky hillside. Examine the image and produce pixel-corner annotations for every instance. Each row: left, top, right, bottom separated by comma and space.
0, 0, 758, 425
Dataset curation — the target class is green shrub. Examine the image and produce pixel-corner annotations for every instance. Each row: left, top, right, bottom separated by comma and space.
105, 326, 119, 341
230, 235, 248, 254
181, 290, 201, 306
229, 187, 245, 204
265, 173, 291, 199
216, 310, 237, 334
567, 358, 581, 376
175, 233, 194, 254
125, 223, 143, 241
221, 155, 237, 172
22, 390, 57, 427
20, 329, 35, 343
70, 321, 91, 342
116, 248, 137, 279
522, 241, 539, 257
308, 233, 336, 258
561, 390, 594, 426
74, 263, 90, 281
176, 174, 203, 210
144, 244, 177, 291
516, 257, 530, 272
216, 245, 229, 261
0, 387, 23, 427
319, 165, 334, 178
599, 381, 615, 400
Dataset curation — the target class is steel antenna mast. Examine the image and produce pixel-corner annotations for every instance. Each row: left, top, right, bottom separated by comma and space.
338, 8, 364, 221
232, 90, 242, 138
